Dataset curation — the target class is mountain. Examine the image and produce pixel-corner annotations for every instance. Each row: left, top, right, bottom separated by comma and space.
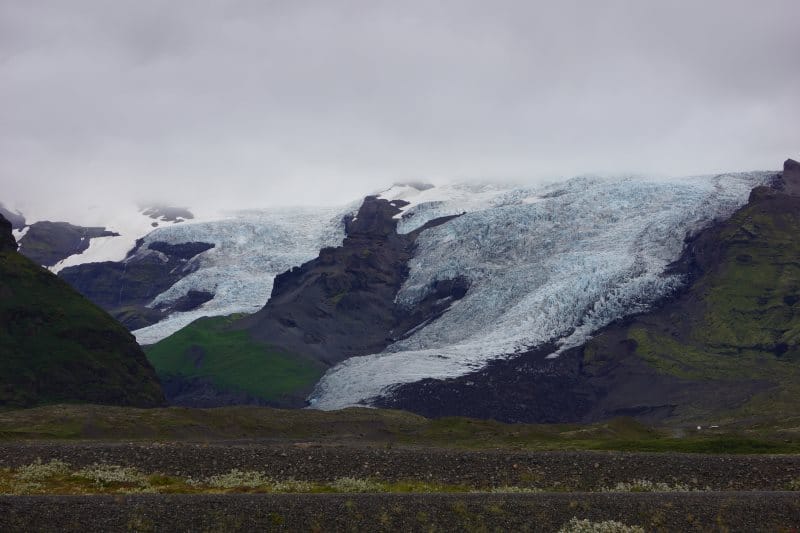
58, 205, 348, 341
377, 160, 800, 424
12, 162, 797, 424
140, 171, 772, 412
0, 213, 164, 408
310, 172, 772, 410
0, 203, 219, 330
17, 221, 120, 267
144, 194, 462, 406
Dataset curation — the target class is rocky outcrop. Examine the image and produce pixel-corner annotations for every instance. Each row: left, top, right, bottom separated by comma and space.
238, 196, 463, 365
0, 203, 25, 230
59, 240, 215, 330
0, 214, 164, 408
0, 214, 17, 251
142, 205, 194, 223
379, 161, 800, 424
18, 221, 119, 267
780, 158, 800, 195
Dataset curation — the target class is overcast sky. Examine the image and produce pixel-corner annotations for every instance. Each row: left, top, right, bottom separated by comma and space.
2, 0, 799, 214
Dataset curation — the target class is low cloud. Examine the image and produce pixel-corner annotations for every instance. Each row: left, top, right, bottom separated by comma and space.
1, 0, 798, 215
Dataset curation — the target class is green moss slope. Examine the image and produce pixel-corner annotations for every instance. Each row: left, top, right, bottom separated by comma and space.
0, 219, 164, 408
583, 188, 800, 421
144, 315, 326, 405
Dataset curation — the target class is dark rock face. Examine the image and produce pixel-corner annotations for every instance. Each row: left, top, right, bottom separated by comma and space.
0, 214, 165, 408
156, 290, 214, 313
147, 241, 214, 260
379, 170, 799, 424
376, 343, 600, 423
18, 221, 119, 267
375, 334, 758, 424
142, 205, 194, 222
238, 197, 464, 366
0, 214, 17, 251
59, 240, 215, 330
781, 158, 800, 195
0, 204, 25, 230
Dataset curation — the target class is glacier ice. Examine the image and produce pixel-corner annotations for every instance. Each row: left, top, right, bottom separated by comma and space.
132, 206, 351, 344
310, 172, 774, 410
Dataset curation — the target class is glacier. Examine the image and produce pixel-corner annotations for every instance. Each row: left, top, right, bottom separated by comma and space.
309, 172, 774, 409
132, 205, 351, 345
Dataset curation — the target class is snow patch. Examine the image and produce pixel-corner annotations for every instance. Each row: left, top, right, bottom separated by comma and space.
12, 226, 29, 245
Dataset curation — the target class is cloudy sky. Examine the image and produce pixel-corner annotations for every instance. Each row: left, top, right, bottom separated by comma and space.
2, 0, 799, 214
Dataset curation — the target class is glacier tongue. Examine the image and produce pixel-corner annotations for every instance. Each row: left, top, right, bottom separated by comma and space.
310, 172, 774, 410
132, 206, 350, 345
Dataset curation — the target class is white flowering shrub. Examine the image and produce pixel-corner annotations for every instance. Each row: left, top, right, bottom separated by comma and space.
15, 459, 72, 481
558, 518, 645, 533
330, 477, 386, 493
602, 479, 694, 492
73, 464, 148, 488
186, 470, 317, 492
201, 469, 273, 489
486, 486, 543, 493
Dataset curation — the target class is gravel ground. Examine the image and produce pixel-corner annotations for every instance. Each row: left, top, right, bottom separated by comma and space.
1, 492, 799, 532
1, 442, 799, 491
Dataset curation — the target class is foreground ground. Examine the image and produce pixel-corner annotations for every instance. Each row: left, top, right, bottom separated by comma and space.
1, 405, 799, 531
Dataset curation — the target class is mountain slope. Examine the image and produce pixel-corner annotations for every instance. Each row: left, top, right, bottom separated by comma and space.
378, 160, 800, 424
0, 214, 164, 408
312, 172, 771, 408
144, 194, 464, 405
18, 221, 119, 267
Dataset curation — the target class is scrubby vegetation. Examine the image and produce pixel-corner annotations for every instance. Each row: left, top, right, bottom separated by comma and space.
2, 404, 800, 454
0, 461, 543, 495
601, 479, 698, 493
557, 518, 645, 533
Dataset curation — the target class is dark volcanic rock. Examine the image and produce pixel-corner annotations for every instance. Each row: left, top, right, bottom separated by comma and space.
18, 221, 119, 267
148, 241, 214, 260
0, 214, 17, 251
0, 203, 25, 230
237, 196, 463, 366
781, 158, 800, 195
141, 205, 194, 222
156, 290, 214, 313
59, 240, 215, 330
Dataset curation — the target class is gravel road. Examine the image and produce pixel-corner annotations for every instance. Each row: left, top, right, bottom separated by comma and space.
1, 442, 799, 491
1, 492, 799, 532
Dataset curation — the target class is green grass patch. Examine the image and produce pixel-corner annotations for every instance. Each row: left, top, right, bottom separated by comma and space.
3, 405, 799, 454
145, 315, 326, 403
